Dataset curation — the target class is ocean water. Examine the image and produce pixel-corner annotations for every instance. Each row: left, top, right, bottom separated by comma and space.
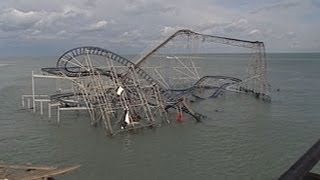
0, 53, 319, 179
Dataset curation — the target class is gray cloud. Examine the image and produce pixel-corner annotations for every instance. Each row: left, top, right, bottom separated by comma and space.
124, 1, 179, 16
312, 0, 320, 7
250, 0, 301, 14
0, 0, 319, 56
84, 0, 98, 8
0, 8, 42, 31
80, 20, 109, 32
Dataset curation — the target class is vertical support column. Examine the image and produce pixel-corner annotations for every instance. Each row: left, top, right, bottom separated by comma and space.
57, 106, 60, 124
48, 103, 51, 119
40, 101, 43, 115
32, 71, 36, 112
27, 98, 31, 109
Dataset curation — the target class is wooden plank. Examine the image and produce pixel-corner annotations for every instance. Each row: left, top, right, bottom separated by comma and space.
279, 138, 320, 180
0, 164, 80, 180
19, 165, 81, 180
304, 172, 320, 180
0, 164, 55, 170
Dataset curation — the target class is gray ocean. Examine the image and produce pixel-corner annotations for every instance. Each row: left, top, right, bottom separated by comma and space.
0, 53, 319, 179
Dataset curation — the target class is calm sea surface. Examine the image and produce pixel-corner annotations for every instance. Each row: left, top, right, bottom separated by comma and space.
0, 53, 319, 179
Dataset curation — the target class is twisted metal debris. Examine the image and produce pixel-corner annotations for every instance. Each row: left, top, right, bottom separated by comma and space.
22, 29, 271, 135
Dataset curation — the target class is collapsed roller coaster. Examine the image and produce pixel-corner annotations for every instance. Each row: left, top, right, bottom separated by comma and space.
21, 29, 271, 135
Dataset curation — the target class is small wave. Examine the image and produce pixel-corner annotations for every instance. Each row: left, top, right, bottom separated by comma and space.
0, 63, 10, 67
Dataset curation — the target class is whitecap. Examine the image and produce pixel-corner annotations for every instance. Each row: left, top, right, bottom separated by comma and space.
0, 64, 10, 67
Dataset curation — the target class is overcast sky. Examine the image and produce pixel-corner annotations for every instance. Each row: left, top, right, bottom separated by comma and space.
0, 0, 319, 56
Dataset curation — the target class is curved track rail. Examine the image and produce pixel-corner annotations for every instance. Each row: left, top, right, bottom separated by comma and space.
193, 75, 241, 87
54, 46, 205, 120
165, 75, 242, 99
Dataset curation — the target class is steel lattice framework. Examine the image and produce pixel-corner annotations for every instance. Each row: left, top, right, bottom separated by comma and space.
134, 29, 271, 100
22, 29, 271, 136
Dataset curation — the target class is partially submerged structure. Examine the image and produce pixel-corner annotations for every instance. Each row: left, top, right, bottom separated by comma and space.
21, 29, 271, 135
279, 138, 320, 180
0, 163, 80, 180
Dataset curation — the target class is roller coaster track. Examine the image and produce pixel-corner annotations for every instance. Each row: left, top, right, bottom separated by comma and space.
54, 46, 205, 120
133, 29, 270, 101
194, 75, 242, 87
56, 47, 161, 86
165, 75, 242, 99
195, 76, 242, 98
135, 29, 264, 67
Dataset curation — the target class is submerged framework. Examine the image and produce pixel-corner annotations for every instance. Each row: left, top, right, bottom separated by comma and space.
21, 29, 271, 135
0, 163, 80, 180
